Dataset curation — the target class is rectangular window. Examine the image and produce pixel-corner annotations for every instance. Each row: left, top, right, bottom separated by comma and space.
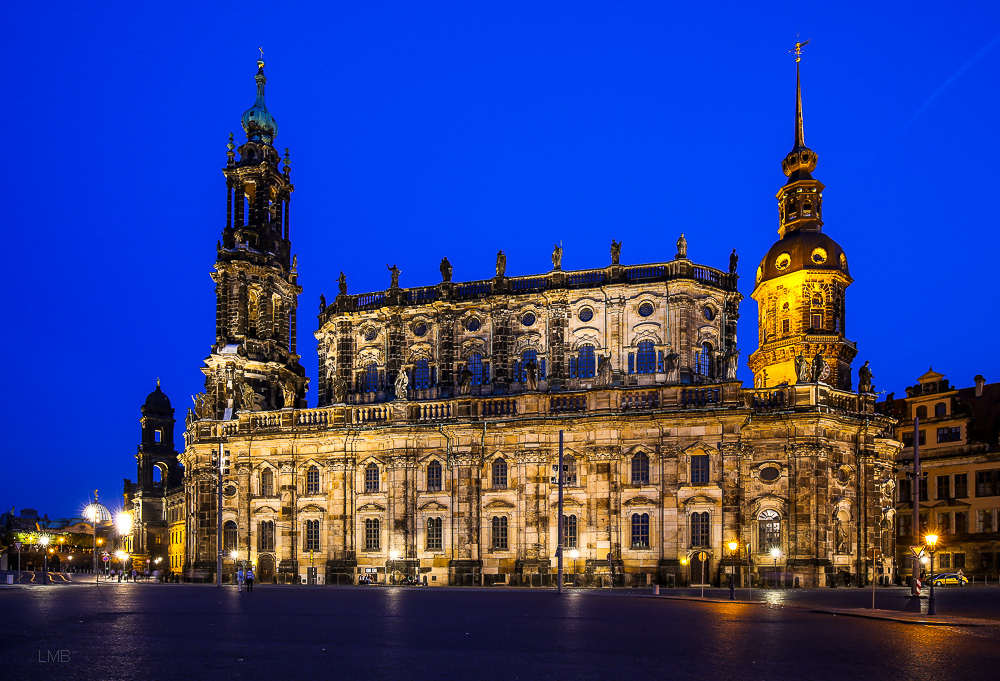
937, 426, 961, 443
902, 430, 926, 447
898, 478, 912, 504
937, 475, 950, 500
691, 455, 709, 485
982, 552, 995, 570
427, 462, 442, 492
955, 512, 968, 534
976, 470, 1000, 497
305, 520, 320, 551
979, 510, 994, 533
631, 513, 650, 548
427, 517, 442, 551
491, 516, 508, 550
919, 513, 928, 534
955, 473, 969, 498
953, 552, 965, 569
811, 314, 822, 330
939, 553, 951, 569
365, 466, 379, 493
628, 353, 634, 374
919, 474, 928, 502
936, 512, 950, 532
563, 515, 578, 549
365, 518, 380, 550
154, 430, 162, 443
691, 512, 710, 548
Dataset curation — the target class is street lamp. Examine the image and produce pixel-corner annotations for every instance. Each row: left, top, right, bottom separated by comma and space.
389, 550, 399, 586
84, 498, 111, 582
727, 541, 739, 600
569, 549, 580, 586
770, 547, 781, 588
679, 556, 689, 588
39, 535, 50, 584
925, 534, 939, 616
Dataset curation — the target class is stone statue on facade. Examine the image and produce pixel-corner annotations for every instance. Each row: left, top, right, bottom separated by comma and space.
191, 392, 212, 420
394, 368, 409, 400
664, 352, 680, 382
330, 373, 347, 404
239, 383, 264, 412
496, 250, 506, 277
440, 257, 453, 282
338, 271, 348, 296
525, 358, 538, 391
729, 248, 738, 273
857, 360, 874, 394
459, 367, 473, 395
387, 264, 400, 289
811, 352, 830, 384
795, 351, 810, 383
610, 239, 621, 265
551, 242, 563, 270
319, 294, 327, 313
676, 233, 687, 259
596, 354, 613, 386
722, 347, 740, 379
282, 383, 296, 410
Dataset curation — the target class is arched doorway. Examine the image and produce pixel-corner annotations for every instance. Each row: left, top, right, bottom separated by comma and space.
691, 552, 711, 585
258, 554, 275, 583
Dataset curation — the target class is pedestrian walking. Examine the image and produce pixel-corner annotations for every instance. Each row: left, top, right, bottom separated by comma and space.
245, 567, 254, 592
237, 567, 245, 592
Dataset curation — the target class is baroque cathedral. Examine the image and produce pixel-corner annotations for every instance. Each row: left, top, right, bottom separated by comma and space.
128, 56, 900, 588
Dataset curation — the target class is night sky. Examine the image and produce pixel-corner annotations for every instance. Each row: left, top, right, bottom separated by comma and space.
4, 2, 998, 520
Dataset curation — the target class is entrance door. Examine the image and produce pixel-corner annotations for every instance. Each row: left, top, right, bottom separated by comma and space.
258, 554, 274, 582
691, 555, 711, 585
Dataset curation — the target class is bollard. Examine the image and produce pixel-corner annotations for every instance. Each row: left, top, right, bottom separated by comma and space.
653, 584, 660, 595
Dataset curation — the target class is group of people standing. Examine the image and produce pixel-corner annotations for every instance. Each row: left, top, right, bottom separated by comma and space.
236, 567, 255, 592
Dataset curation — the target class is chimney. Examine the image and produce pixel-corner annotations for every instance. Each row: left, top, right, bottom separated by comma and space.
974, 375, 985, 398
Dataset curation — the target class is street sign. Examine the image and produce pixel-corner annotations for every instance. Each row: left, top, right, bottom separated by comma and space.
102, 555, 110, 562
909, 546, 924, 559
697, 551, 708, 561
867, 548, 882, 561
12, 542, 21, 551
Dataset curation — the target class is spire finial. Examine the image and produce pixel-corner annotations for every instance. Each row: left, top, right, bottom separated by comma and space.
789, 38, 810, 149
258, 46, 265, 69
156, 377, 160, 387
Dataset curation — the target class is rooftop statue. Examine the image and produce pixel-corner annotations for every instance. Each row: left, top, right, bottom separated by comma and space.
610, 239, 622, 265
440, 257, 453, 282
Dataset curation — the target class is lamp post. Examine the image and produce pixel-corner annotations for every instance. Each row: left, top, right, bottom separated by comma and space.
230, 550, 239, 587
770, 547, 781, 588
727, 541, 739, 600
925, 534, 938, 616
39, 536, 50, 584
390, 550, 399, 586
569, 549, 580, 587
679, 556, 689, 588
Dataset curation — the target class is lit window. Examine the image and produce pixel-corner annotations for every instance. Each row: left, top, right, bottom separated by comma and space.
758, 509, 780, 551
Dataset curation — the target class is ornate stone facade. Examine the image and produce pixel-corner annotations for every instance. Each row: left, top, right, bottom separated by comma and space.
168, 59, 900, 588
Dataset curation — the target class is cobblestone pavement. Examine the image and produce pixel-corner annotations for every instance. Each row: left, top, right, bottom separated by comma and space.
3, 583, 1000, 681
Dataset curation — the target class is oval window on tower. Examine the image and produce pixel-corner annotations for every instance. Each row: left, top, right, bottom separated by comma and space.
759, 466, 780, 483
413, 322, 428, 338
840, 253, 848, 270
775, 253, 792, 271
811, 247, 828, 264
638, 302, 654, 318
466, 317, 481, 332
363, 326, 378, 341
756, 265, 763, 283
703, 306, 716, 321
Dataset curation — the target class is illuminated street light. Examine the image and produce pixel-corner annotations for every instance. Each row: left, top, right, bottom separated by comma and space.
727, 541, 739, 600
115, 511, 133, 536
39, 535, 50, 584
770, 547, 782, 588
569, 549, 580, 586
389, 550, 400, 585
925, 534, 939, 616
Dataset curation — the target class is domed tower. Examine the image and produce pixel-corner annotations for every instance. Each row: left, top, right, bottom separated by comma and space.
747, 50, 857, 389
197, 59, 308, 418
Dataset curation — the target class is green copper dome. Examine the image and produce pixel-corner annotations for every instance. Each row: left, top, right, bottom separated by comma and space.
241, 60, 278, 145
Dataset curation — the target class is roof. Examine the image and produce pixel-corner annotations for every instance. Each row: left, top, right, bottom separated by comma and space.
755, 229, 851, 289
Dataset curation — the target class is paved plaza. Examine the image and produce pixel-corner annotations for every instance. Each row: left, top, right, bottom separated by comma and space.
3, 582, 1000, 681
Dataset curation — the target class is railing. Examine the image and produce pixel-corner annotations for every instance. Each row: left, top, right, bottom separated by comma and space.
481, 398, 517, 417
567, 270, 606, 287
550, 395, 587, 413
623, 390, 659, 410
406, 287, 440, 305
355, 292, 386, 310
351, 405, 388, 424
509, 276, 547, 294
624, 265, 666, 282
747, 388, 790, 411
680, 387, 720, 407
296, 410, 330, 426
456, 281, 492, 299
418, 402, 453, 421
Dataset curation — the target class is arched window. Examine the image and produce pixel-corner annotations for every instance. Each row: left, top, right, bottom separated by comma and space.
427, 517, 443, 550
492, 458, 508, 489
364, 464, 379, 493
631, 513, 650, 548
631, 452, 650, 485
364, 518, 380, 550
571, 344, 596, 378
916, 405, 927, 420
696, 342, 713, 376
414, 359, 431, 389
636, 341, 655, 374
306, 466, 320, 495
260, 468, 274, 497
563, 515, 578, 549
691, 512, 710, 547
759, 509, 781, 551
467, 353, 484, 385
257, 520, 274, 551
561, 456, 578, 486
934, 402, 946, 417
363, 362, 379, 393
514, 349, 545, 382
223, 520, 238, 553
304, 519, 320, 551
427, 461, 442, 492
491, 516, 509, 550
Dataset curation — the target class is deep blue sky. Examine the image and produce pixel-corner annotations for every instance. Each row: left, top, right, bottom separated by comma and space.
4, 2, 998, 520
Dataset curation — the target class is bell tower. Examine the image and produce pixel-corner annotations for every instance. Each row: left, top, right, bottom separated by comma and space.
197, 59, 308, 418
747, 46, 857, 390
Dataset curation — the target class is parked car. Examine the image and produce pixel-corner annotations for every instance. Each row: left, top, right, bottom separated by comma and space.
931, 572, 968, 586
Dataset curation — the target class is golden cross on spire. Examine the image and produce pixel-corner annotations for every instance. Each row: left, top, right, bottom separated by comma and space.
259, 46, 264, 60
790, 38, 810, 63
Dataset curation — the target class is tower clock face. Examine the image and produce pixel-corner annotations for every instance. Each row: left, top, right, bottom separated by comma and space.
223, 484, 238, 497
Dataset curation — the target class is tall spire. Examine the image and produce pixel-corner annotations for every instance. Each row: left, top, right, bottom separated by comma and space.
780, 40, 818, 183
794, 59, 806, 150
241, 58, 278, 145
777, 40, 823, 237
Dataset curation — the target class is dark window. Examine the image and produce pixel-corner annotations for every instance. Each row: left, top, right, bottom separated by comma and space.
916, 405, 927, 419
258, 520, 274, 551
954, 473, 969, 498
631, 513, 650, 548
919, 473, 928, 501
631, 452, 650, 485
782, 318, 790, 335
955, 511, 969, 534
261, 468, 274, 496
903, 430, 927, 447
562, 456, 578, 486
414, 360, 431, 389
365, 518, 380, 550
563, 515, 577, 549
628, 353, 634, 374
365, 464, 379, 493
466, 318, 481, 332
573, 344, 596, 378
514, 349, 544, 382
306, 466, 319, 495
811, 314, 823, 330
579, 307, 593, 322
467, 353, 484, 385
982, 552, 995, 570
427, 461, 442, 492
898, 478, 912, 504
638, 302, 654, 317
223, 520, 238, 553
636, 341, 655, 374
491, 516, 508, 550
953, 552, 966, 569
937, 427, 961, 443
691, 512, 710, 548
936, 475, 950, 500
521, 312, 536, 327
934, 402, 946, 417
978, 510, 994, 533
939, 553, 951, 569
691, 455, 709, 484
363, 363, 379, 393
696, 342, 712, 376
492, 458, 508, 489
427, 517, 442, 550
413, 322, 428, 337
305, 519, 320, 551
976, 470, 1000, 497
759, 509, 780, 550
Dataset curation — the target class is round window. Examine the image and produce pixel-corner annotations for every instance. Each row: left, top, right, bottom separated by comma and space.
638, 302, 654, 318
223, 484, 238, 497
811, 247, 828, 264
413, 322, 428, 338
836, 468, 851, 484
363, 327, 377, 341
466, 317, 481, 332
703, 306, 715, 321
521, 312, 536, 327
579, 307, 594, 322
775, 253, 791, 271
756, 265, 763, 283
759, 466, 780, 482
